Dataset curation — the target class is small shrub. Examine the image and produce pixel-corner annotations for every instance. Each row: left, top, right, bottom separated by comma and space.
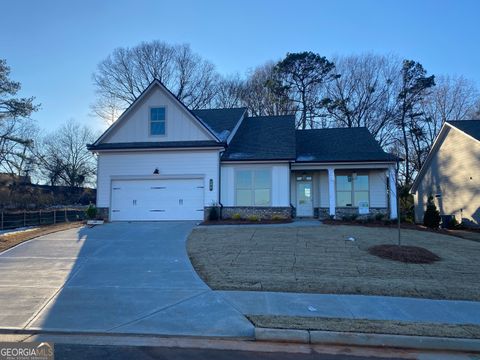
232, 213, 242, 220
271, 214, 286, 221
375, 213, 385, 221
247, 215, 260, 222
423, 196, 441, 229
365, 216, 375, 223
208, 206, 219, 221
383, 219, 392, 226
446, 216, 458, 229
85, 204, 98, 219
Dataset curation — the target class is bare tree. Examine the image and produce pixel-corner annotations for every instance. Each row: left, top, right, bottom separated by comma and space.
36, 121, 97, 188
421, 75, 479, 149
324, 54, 401, 146
92, 41, 219, 123
212, 74, 246, 109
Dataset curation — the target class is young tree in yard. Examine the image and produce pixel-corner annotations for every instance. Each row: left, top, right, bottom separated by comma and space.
423, 195, 441, 229
0, 59, 39, 174
36, 121, 97, 188
395, 60, 435, 186
92, 41, 219, 123
270, 52, 338, 129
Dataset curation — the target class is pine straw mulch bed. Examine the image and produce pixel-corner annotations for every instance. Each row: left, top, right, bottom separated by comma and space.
0, 222, 84, 253
201, 219, 293, 225
368, 244, 441, 264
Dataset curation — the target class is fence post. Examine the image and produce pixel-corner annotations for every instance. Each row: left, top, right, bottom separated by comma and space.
23, 210, 26, 227
53, 210, 56, 225
65, 208, 68, 222
1, 212, 3, 230
39, 210, 42, 226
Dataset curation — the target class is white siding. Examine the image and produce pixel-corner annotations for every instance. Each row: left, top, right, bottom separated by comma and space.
369, 170, 388, 208
220, 163, 290, 206
97, 150, 219, 208
103, 85, 212, 143
319, 172, 330, 207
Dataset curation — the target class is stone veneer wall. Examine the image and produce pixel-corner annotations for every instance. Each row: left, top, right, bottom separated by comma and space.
96, 207, 109, 221
220, 206, 292, 220
335, 207, 388, 219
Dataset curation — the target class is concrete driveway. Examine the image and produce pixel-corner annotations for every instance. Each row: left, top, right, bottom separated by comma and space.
0, 222, 253, 337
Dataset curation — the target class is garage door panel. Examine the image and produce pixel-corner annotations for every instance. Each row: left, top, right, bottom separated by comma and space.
111, 179, 204, 221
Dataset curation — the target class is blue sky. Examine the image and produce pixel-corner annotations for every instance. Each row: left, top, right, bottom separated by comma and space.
1, 0, 479, 132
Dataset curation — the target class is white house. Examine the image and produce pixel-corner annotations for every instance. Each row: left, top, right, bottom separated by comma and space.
88, 80, 399, 221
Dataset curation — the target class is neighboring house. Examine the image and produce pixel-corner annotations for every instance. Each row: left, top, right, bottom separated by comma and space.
411, 120, 480, 227
88, 79, 399, 221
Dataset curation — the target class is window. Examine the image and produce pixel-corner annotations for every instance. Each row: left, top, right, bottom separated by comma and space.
150, 107, 165, 135
336, 174, 369, 207
235, 169, 271, 206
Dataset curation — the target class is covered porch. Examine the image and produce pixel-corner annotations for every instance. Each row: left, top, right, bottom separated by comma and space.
290, 162, 398, 220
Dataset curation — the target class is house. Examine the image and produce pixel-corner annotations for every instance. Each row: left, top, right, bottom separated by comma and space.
87, 79, 399, 221
411, 120, 480, 227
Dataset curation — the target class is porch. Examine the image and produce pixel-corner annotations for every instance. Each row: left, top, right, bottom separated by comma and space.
290, 163, 397, 220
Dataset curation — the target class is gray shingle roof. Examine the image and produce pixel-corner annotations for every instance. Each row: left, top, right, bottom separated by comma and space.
192, 108, 246, 139
87, 141, 223, 151
296, 127, 398, 163
221, 115, 297, 161
448, 120, 480, 141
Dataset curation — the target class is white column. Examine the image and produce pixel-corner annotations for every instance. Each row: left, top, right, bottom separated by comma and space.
388, 165, 398, 220
328, 167, 336, 217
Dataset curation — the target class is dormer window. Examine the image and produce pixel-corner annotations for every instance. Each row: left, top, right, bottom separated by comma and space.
150, 107, 166, 135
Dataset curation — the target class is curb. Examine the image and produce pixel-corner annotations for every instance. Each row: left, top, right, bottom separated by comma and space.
254, 328, 480, 353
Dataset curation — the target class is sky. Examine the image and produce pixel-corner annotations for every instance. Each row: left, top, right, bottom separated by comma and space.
1, 0, 479, 133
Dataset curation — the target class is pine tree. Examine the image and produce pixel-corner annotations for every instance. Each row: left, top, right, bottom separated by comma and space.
423, 196, 441, 229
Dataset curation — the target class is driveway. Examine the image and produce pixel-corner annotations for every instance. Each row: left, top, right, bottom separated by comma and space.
0, 222, 253, 337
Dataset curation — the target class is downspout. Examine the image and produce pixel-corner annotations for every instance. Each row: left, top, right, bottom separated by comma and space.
218, 148, 224, 219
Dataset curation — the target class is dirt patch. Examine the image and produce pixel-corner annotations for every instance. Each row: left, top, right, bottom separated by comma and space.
187, 224, 480, 300
368, 244, 441, 264
248, 315, 480, 339
0, 222, 84, 253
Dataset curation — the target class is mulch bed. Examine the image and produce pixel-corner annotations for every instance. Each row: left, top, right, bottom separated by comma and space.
201, 219, 293, 225
368, 244, 441, 264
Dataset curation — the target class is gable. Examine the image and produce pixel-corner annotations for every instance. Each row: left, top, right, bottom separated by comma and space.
98, 82, 216, 144
411, 124, 480, 193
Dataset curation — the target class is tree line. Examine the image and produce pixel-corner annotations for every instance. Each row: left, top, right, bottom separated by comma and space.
1, 41, 480, 194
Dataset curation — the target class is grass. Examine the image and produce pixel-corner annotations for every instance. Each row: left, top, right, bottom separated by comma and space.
187, 224, 480, 300
248, 315, 480, 339
0, 222, 84, 253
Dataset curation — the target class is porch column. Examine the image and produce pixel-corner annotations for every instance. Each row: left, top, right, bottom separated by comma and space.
388, 165, 398, 220
328, 167, 336, 217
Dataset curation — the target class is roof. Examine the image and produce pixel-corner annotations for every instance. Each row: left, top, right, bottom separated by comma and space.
221, 116, 297, 161
296, 127, 398, 163
192, 108, 246, 139
447, 120, 480, 142
87, 141, 224, 151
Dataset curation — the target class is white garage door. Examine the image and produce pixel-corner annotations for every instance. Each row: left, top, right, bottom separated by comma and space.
110, 178, 204, 221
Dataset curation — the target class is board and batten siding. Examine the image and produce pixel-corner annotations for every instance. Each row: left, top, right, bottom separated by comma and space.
220, 163, 290, 206
413, 126, 480, 225
96, 150, 220, 208
102, 85, 213, 143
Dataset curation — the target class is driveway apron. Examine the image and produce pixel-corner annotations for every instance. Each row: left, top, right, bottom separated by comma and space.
0, 222, 253, 337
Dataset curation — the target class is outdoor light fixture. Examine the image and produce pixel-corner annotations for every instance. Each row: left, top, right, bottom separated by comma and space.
209, 179, 213, 191
153, 168, 159, 174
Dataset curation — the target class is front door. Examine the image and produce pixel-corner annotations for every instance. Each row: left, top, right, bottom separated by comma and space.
296, 181, 313, 217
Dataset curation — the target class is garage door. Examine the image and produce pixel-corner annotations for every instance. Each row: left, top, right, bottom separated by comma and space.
110, 178, 204, 221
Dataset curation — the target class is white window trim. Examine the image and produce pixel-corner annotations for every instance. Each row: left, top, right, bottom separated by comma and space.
149, 106, 167, 137
335, 173, 370, 207
234, 168, 272, 207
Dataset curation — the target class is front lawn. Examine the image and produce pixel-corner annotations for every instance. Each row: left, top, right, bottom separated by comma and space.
187, 224, 480, 301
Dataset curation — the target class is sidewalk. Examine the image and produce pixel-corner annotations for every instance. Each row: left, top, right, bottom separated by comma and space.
217, 291, 480, 325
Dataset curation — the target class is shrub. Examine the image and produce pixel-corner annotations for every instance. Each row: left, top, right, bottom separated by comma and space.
423, 196, 441, 229
247, 215, 260, 222
232, 213, 242, 220
271, 214, 286, 221
85, 204, 98, 219
208, 206, 219, 221
375, 213, 385, 221
446, 216, 459, 229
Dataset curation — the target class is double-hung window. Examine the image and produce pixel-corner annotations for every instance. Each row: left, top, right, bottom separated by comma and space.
150, 107, 166, 135
336, 174, 369, 207
235, 169, 271, 206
